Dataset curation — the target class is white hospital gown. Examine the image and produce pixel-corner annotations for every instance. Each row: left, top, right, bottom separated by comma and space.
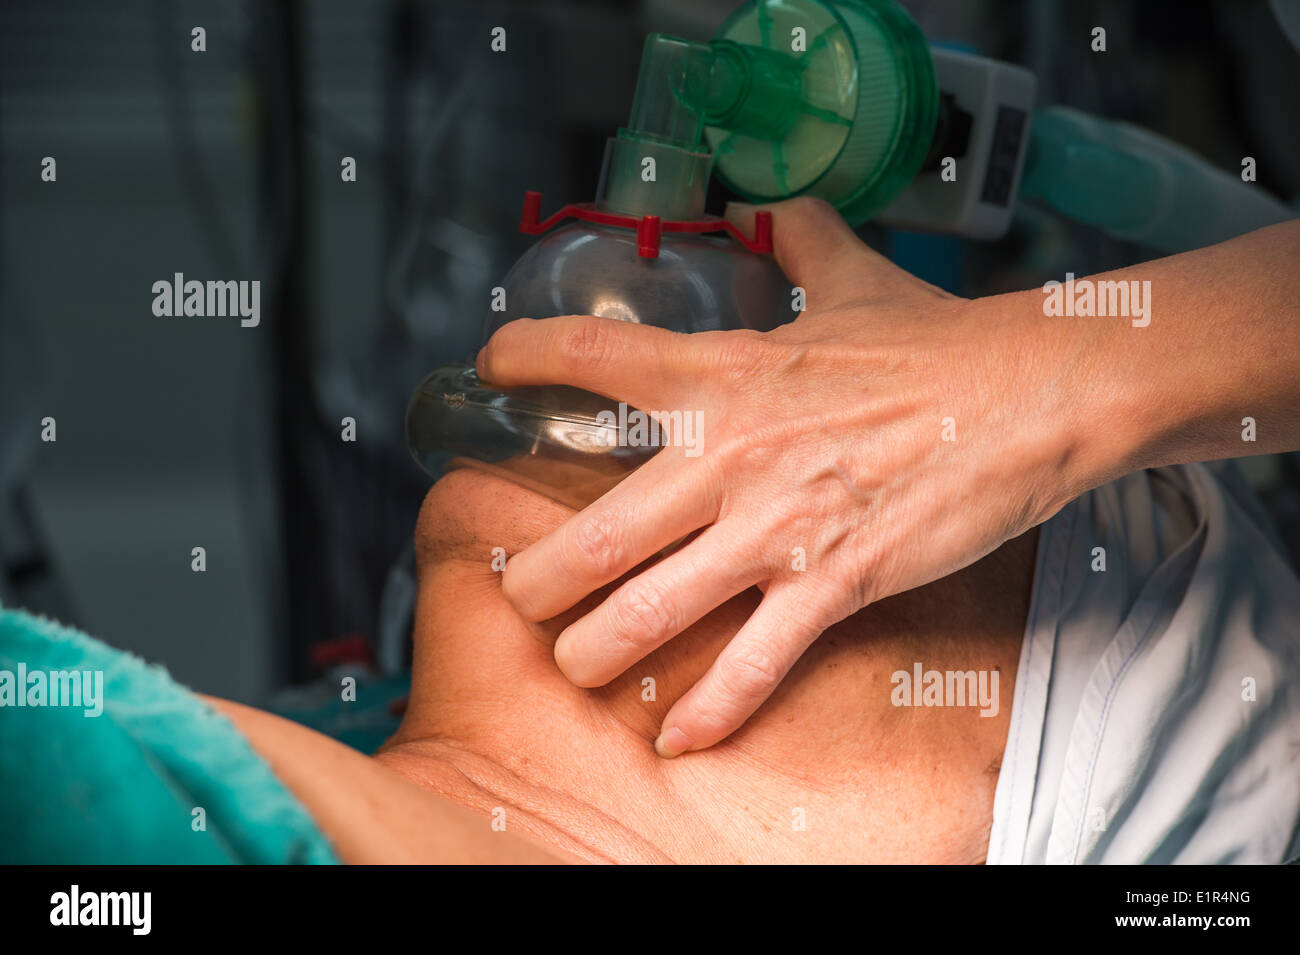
987, 463, 1300, 864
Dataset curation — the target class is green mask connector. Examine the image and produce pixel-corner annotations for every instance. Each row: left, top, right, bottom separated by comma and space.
599, 0, 939, 227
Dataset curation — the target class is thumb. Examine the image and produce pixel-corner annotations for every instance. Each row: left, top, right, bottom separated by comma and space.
725, 196, 869, 292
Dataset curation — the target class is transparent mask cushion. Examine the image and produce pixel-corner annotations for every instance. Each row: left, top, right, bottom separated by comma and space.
405, 361, 661, 511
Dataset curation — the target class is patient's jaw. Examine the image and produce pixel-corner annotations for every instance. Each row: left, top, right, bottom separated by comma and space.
378, 466, 1037, 864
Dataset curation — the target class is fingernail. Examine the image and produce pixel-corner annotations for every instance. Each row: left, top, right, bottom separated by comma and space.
654, 725, 692, 759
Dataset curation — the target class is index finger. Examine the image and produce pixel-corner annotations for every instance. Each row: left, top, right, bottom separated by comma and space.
502, 450, 720, 623
477, 314, 696, 411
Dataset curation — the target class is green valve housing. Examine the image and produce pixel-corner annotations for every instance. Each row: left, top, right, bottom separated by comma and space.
602, 0, 939, 226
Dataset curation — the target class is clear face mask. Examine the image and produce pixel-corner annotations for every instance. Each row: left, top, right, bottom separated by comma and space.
406, 0, 941, 508
405, 207, 792, 510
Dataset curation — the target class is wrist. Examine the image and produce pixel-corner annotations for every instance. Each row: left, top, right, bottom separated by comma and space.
977, 287, 1151, 516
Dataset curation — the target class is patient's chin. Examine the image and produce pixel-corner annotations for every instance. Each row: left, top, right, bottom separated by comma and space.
413, 464, 575, 573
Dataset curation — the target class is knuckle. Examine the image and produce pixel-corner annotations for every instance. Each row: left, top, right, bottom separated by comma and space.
683, 693, 740, 738
566, 512, 623, 579
718, 643, 785, 702
556, 318, 616, 374
712, 332, 773, 389
714, 419, 787, 478
607, 579, 679, 649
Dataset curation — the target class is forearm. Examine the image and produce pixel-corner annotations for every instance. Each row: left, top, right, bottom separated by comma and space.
985, 218, 1300, 498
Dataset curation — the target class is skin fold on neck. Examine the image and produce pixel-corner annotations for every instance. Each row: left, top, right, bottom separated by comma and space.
374, 465, 1038, 864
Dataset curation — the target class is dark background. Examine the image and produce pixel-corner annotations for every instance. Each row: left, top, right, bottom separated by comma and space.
2, 0, 1297, 705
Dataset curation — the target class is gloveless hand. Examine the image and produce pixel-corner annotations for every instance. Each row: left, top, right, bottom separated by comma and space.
477, 197, 1110, 757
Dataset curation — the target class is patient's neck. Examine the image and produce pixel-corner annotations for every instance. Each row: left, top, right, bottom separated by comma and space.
380, 554, 1035, 863
379, 471, 1037, 863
